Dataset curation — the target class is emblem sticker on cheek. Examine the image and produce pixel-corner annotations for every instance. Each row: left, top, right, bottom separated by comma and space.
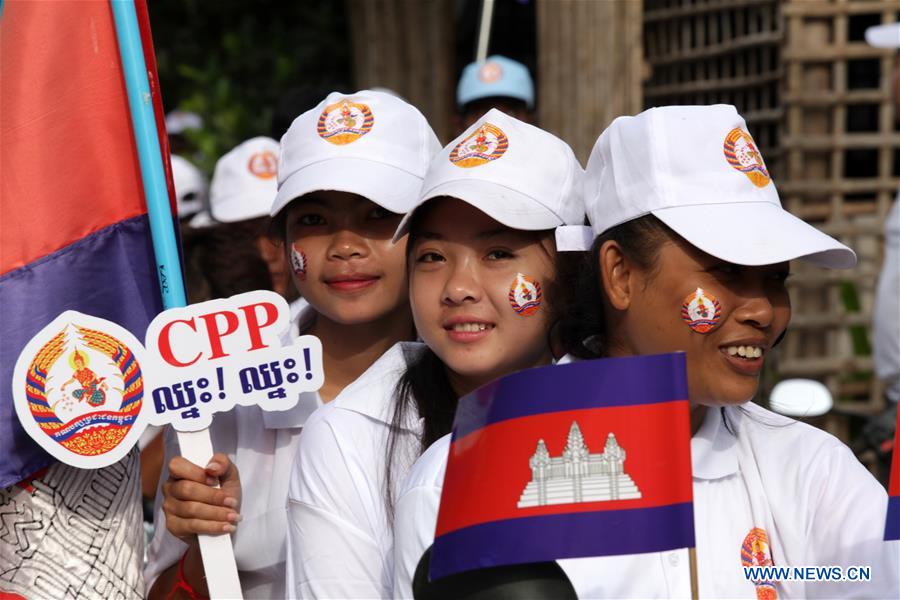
290, 244, 308, 280
508, 273, 542, 317
681, 287, 722, 333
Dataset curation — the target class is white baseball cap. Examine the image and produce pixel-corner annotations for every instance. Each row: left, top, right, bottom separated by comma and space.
170, 155, 207, 218
209, 136, 279, 223
583, 105, 856, 269
270, 90, 441, 218
393, 108, 584, 245
865, 23, 900, 48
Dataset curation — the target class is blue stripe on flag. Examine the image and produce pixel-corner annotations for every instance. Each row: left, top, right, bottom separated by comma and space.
886, 496, 900, 541
431, 502, 695, 581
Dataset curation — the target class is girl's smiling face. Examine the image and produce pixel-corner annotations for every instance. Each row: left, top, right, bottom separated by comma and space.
284, 190, 409, 325
410, 197, 556, 393
600, 232, 792, 407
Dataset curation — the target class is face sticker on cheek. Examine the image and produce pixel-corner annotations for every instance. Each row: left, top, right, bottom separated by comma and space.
290, 244, 308, 280
681, 287, 722, 333
508, 273, 542, 317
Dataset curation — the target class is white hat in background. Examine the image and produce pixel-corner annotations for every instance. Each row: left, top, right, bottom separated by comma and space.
165, 110, 203, 135
170, 155, 207, 218
583, 104, 856, 269
188, 209, 214, 229
393, 108, 584, 245
865, 22, 900, 48
271, 90, 441, 218
457, 56, 535, 109
209, 136, 279, 223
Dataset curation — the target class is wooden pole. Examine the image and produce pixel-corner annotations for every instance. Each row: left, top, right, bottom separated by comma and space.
689, 546, 699, 599
475, 0, 495, 63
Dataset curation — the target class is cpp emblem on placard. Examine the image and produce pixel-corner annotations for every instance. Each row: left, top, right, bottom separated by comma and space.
13, 313, 150, 468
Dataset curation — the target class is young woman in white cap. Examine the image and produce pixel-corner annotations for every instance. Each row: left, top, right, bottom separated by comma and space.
285, 108, 586, 598
550, 104, 898, 598
145, 91, 440, 599
390, 105, 900, 600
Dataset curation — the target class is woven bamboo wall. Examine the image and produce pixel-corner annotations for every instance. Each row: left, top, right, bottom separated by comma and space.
644, 0, 900, 442
779, 0, 899, 437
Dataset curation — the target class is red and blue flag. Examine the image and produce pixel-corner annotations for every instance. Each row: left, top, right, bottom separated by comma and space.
431, 353, 695, 580
0, 0, 171, 489
886, 411, 900, 540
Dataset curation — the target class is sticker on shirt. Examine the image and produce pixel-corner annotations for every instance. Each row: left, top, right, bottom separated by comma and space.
247, 150, 277, 179
449, 123, 508, 168
317, 99, 374, 145
741, 527, 777, 600
724, 128, 770, 188
681, 287, 721, 333
290, 244, 308, 280
509, 273, 542, 317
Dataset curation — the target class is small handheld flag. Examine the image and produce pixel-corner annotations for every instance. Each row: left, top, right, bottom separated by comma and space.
431, 353, 695, 580
886, 408, 899, 541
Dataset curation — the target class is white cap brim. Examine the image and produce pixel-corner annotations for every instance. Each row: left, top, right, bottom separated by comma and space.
188, 210, 214, 229
651, 201, 856, 269
865, 23, 900, 48
392, 179, 564, 242
211, 198, 270, 223
271, 157, 424, 218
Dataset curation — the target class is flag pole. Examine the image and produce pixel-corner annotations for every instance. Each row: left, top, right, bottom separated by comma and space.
689, 546, 699, 599
475, 0, 495, 63
109, 2, 242, 598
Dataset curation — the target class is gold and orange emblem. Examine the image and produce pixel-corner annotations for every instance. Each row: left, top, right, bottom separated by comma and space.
724, 128, 770, 188
317, 99, 374, 145
449, 123, 509, 168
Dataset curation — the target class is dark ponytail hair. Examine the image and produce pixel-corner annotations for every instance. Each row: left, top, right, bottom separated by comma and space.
384, 205, 585, 516
559, 214, 674, 359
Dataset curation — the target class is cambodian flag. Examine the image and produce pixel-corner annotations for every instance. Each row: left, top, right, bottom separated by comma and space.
0, 0, 170, 489
431, 353, 694, 580
886, 411, 900, 540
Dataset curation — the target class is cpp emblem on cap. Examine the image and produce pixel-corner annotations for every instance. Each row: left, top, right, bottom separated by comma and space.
478, 61, 503, 83
724, 128, 770, 188
247, 151, 278, 179
449, 123, 508, 168
317, 99, 374, 145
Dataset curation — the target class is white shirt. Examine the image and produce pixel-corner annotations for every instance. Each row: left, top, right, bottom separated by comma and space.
393, 402, 900, 599
874, 198, 900, 402
145, 305, 320, 599
286, 342, 425, 599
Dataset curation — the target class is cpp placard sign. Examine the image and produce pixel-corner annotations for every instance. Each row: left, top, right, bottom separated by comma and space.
13, 290, 323, 468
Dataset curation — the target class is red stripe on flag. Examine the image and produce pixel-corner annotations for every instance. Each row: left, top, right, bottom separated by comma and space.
436, 401, 693, 537
0, 0, 147, 275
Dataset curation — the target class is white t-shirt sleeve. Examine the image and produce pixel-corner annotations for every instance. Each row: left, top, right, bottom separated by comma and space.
285, 412, 390, 599
804, 442, 900, 599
